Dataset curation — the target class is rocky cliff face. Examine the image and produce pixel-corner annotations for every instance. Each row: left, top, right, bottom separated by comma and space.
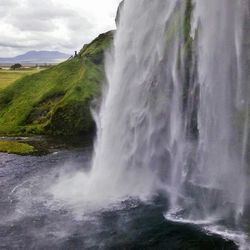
115, 0, 124, 25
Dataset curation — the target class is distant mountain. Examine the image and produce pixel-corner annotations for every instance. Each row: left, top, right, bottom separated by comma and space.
0, 50, 71, 64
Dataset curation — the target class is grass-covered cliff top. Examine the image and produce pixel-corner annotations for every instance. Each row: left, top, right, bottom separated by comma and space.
0, 31, 113, 136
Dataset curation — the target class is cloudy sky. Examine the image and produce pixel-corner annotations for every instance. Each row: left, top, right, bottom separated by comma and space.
0, 0, 122, 57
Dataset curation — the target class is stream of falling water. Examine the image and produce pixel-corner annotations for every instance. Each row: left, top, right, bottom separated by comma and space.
51, 0, 250, 248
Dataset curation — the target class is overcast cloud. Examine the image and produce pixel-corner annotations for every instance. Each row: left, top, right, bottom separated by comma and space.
0, 0, 121, 57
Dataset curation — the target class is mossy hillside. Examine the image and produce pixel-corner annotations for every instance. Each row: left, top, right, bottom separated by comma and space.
0, 58, 100, 135
0, 31, 113, 136
0, 141, 35, 155
79, 31, 113, 64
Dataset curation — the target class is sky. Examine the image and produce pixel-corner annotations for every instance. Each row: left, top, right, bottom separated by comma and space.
0, 0, 122, 57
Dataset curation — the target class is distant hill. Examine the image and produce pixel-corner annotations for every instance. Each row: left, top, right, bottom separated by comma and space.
0, 51, 71, 64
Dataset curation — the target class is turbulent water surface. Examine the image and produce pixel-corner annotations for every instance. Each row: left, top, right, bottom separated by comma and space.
0, 147, 237, 249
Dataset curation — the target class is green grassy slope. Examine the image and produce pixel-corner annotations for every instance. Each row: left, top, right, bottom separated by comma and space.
0, 31, 113, 136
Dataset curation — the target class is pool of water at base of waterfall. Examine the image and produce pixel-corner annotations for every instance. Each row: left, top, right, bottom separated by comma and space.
0, 146, 239, 250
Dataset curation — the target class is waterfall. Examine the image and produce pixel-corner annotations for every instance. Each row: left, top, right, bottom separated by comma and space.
92, 0, 250, 245
52, 0, 250, 247
93, 0, 250, 221
166, 0, 249, 219
164, 2, 250, 247
90, 0, 181, 202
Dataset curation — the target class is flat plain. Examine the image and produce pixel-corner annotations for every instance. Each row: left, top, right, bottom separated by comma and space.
0, 69, 40, 90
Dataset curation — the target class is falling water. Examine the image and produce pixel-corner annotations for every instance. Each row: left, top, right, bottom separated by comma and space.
95, 0, 250, 217
51, 0, 250, 247
166, 0, 249, 220
89, 0, 180, 203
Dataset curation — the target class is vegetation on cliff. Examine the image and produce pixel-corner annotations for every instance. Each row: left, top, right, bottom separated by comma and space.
0, 31, 113, 136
